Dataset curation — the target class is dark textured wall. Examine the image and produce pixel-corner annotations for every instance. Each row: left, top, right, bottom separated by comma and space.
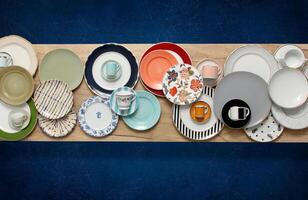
1, 0, 308, 199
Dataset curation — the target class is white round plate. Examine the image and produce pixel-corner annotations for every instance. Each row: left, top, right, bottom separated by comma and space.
172, 86, 224, 140
162, 63, 203, 105
92, 51, 131, 91
272, 100, 308, 130
197, 59, 223, 87
78, 96, 118, 137
0, 35, 38, 76
224, 45, 280, 83
274, 45, 305, 68
38, 110, 77, 138
0, 100, 31, 133
269, 68, 308, 109
34, 80, 73, 119
245, 112, 284, 142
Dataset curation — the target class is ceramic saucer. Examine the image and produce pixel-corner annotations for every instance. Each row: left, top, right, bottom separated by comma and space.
0, 66, 34, 106
78, 96, 118, 137
140, 79, 165, 97
0, 99, 37, 141
221, 99, 251, 128
224, 45, 280, 83
172, 86, 224, 140
162, 64, 203, 105
34, 80, 73, 119
189, 101, 212, 123
123, 91, 161, 131
214, 71, 271, 128
272, 100, 308, 130
196, 59, 223, 87
140, 50, 179, 90
85, 44, 139, 96
0, 100, 31, 133
0, 35, 38, 76
38, 110, 77, 138
110, 87, 138, 116
269, 68, 308, 109
274, 45, 306, 68
245, 112, 284, 142
140, 42, 192, 65
39, 49, 84, 90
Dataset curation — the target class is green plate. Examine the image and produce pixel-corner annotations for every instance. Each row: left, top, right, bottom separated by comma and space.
0, 99, 37, 141
123, 91, 161, 131
39, 49, 84, 90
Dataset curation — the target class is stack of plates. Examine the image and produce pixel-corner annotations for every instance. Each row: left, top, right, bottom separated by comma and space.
85, 44, 139, 96
139, 42, 192, 97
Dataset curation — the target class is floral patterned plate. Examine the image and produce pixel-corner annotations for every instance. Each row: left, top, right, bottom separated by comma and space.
78, 96, 119, 137
162, 64, 203, 105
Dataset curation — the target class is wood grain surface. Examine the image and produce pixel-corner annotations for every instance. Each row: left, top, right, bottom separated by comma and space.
23, 44, 308, 142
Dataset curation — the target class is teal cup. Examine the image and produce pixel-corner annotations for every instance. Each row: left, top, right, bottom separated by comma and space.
103, 61, 120, 80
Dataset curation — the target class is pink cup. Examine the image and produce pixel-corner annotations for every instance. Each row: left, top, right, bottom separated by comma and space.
202, 65, 219, 80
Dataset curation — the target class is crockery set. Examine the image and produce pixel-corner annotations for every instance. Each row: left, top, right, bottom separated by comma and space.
0, 35, 307, 142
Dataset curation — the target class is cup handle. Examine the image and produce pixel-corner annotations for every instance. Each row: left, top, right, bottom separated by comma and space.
204, 106, 208, 115
245, 108, 250, 117
131, 94, 136, 102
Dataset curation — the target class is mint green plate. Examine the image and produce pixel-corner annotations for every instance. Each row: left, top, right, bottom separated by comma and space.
123, 91, 161, 131
0, 99, 37, 141
39, 49, 84, 90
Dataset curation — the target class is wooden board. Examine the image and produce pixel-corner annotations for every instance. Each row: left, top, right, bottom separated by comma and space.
22, 44, 308, 142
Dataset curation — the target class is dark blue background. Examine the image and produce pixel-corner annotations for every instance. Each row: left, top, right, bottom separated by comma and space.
1, 0, 308, 199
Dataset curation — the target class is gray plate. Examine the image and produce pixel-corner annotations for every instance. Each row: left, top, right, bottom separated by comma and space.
213, 71, 271, 128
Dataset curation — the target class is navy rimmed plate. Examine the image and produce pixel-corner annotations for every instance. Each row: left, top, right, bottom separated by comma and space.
85, 44, 139, 96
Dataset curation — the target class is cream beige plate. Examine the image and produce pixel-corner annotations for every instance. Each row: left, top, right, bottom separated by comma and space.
0, 66, 34, 105
34, 80, 73, 119
0, 35, 38, 76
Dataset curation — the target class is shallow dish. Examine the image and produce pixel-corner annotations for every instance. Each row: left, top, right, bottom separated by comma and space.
85, 44, 139, 96
224, 45, 280, 83
0, 100, 30, 133
269, 68, 308, 109
123, 91, 161, 131
272, 101, 308, 130
34, 80, 73, 119
39, 49, 84, 90
140, 50, 178, 90
110, 87, 138, 116
172, 86, 224, 140
78, 96, 118, 137
0, 99, 37, 141
0, 35, 38, 75
38, 110, 77, 138
214, 71, 271, 128
140, 42, 192, 65
162, 63, 203, 105
0, 66, 34, 105
245, 112, 284, 142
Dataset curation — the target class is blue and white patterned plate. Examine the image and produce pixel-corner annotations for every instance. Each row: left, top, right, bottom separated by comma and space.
110, 87, 138, 116
78, 96, 119, 137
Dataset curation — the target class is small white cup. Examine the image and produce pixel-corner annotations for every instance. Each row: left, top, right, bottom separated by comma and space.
116, 91, 136, 110
8, 110, 29, 130
278, 47, 306, 69
0, 52, 13, 67
228, 106, 250, 121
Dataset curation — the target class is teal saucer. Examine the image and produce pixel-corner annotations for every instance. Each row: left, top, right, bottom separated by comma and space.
101, 60, 122, 82
123, 91, 161, 131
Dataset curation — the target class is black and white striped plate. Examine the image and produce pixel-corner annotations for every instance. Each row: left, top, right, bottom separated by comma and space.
172, 86, 224, 140
34, 80, 73, 119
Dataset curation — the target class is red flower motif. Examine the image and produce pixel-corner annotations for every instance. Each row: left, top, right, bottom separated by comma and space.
190, 79, 202, 92
169, 87, 177, 96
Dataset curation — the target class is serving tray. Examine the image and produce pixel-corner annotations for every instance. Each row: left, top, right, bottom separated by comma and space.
24, 44, 308, 142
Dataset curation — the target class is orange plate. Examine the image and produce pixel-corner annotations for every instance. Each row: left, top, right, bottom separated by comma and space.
189, 101, 212, 123
140, 50, 178, 90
